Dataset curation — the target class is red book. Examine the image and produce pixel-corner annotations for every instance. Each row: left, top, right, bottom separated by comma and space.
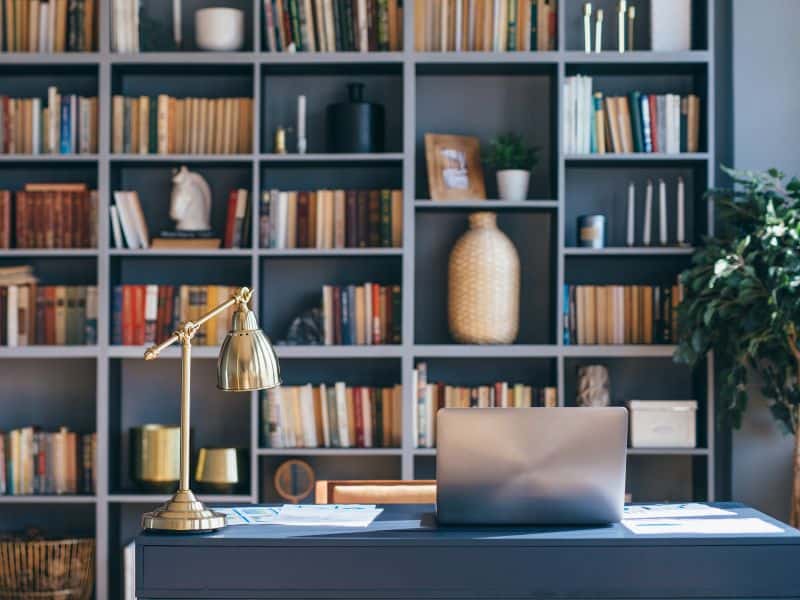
649, 95, 659, 153
133, 285, 146, 345
64, 192, 74, 248
0, 191, 9, 248
223, 190, 238, 248
1, 97, 9, 153
297, 191, 309, 248
371, 284, 382, 345
53, 192, 63, 248
353, 387, 365, 448
15, 191, 26, 248
35, 193, 45, 248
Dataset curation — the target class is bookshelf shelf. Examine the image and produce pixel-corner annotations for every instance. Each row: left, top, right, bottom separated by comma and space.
0, 2, 719, 597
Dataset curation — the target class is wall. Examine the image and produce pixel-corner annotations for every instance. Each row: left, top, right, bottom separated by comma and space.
731, 0, 800, 521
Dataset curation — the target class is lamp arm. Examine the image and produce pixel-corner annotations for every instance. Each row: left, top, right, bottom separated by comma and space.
143, 286, 253, 360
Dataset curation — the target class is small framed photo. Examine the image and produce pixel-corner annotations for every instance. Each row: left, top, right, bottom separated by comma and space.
425, 134, 486, 201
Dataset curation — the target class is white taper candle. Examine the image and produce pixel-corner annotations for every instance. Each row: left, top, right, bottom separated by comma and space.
643, 179, 653, 246
626, 181, 635, 246
677, 176, 686, 244
658, 178, 668, 245
297, 95, 307, 154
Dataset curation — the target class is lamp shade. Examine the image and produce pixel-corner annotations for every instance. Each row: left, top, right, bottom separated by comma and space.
217, 306, 281, 392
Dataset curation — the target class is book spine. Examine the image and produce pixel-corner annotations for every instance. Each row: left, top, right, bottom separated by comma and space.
629, 91, 644, 153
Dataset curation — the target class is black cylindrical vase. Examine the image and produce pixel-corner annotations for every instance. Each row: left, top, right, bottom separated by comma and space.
326, 83, 385, 153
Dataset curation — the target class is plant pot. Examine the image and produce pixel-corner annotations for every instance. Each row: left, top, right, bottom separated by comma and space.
496, 169, 530, 201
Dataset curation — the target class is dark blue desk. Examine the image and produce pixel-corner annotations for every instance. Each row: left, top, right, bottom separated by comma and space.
136, 503, 800, 599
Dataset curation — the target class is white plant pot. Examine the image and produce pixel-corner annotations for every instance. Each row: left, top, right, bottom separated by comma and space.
195, 8, 245, 51
496, 169, 530, 202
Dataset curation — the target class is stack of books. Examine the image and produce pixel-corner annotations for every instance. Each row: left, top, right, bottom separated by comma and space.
0, 427, 96, 495
321, 283, 401, 345
414, 0, 556, 52
111, 96, 253, 155
0, 266, 97, 346
261, 383, 402, 448
0, 87, 99, 154
112, 284, 240, 346
264, 0, 403, 52
413, 363, 557, 448
0, 183, 98, 249
0, 0, 96, 52
261, 189, 402, 249
563, 283, 684, 345
110, 191, 148, 249
563, 75, 701, 155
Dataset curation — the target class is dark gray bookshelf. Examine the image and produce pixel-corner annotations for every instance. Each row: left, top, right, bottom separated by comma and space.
0, 1, 718, 597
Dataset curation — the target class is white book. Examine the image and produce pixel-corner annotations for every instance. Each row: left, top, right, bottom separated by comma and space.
411, 369, 419, 448
38, 2, 49, 51
492, 0, 501, 51
109, 205, 124, 248
31, 99, 41, 154
454, 0, 463, 52
357, 0, 368, 51
674, 95, 682, 153
425, 384, 435, 448
132, 0, 140, 53
123, 541, 136, 600
6, 285, 18, 347
126, 191, 150, 249
362, 389, 372, 448
300, 384, 318, 447
280, 390, 296, 447
656, 95, 667, 154
585, 77, 594, 153
335, 382, 350, 448
319, 383, 331, 447
144, 284, 158, 343
276, 191, 288, 249
650, 0, 691, 52
113, 192, 141, 248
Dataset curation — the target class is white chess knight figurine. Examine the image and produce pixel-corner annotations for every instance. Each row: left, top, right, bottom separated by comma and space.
170, 166, 212, 231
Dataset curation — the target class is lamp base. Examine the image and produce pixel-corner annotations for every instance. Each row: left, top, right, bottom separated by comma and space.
141, 489, 226, 532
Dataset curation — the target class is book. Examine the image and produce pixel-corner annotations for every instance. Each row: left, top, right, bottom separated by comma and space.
0, 0, 96, 52
321, 283, 400, 345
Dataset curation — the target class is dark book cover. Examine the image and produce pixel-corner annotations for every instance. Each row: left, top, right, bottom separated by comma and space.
507, 0, 518, 51
376, 0, 389, 50
343, 0, 356, 50
469, 387, 479, 408
148, 96, 157, 154
297, 0, 310, 50
347, 285, 357, 345
111, 285, 123, 345
680, 97, 688, 153
379, 189, 391, 247
67, 0, 78, 52
288, 0, 303, 50
76, 0, 86, 52
662, 285, 673, 343
61, 97, 72, 154
391, 285, 401, 343
327, 387, 340, 447
36, 287, 46, 345
357, 190, 369, 247
0, 287, 6, 345
340, 286, 351, 345
652, 285, 662, 344
530, 0, 538, 50
648, 94, 659, 152
332, 0, 344, 51
331, 285, 342, 345
367, 190, 380, 247
628, 91, 644, 153
367, 0, 377, 51
282, 0, 295, 48
345, 190, 358, 247
297, 191, 310, 247
353, 387, 365, 447
372, 389, 382, 447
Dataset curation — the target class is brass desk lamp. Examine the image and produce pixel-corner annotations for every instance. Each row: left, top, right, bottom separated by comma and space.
141, 286, 280, 532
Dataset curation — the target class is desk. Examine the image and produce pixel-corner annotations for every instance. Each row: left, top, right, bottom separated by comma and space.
136, 503, 800, 599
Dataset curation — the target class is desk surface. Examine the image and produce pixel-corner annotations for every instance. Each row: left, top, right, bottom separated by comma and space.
136, 503, 800, 599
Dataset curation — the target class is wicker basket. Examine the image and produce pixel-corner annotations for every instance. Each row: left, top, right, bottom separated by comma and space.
448, 212, 520, 344
0, 539, 94, 600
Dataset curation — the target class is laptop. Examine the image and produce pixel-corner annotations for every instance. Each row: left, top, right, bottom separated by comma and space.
436, 407, 628, 525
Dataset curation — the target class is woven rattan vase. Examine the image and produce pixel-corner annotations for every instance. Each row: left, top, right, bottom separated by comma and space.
448, 212, 520, 344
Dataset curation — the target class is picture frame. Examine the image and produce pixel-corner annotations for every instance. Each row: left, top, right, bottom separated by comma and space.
425, 134, 486, 201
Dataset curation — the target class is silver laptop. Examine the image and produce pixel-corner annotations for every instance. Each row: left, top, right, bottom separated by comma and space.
436, 407, 628, 525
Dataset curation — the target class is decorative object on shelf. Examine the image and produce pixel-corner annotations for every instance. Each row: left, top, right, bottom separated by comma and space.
627, 5, 636, 51
577, 365, 611, 408
448, 212, 519, 344
195, 447, 247, 494
578, 215, 606, 249
170, 166, 212, 232
297, 95, 307, 154
483, 133, 538, 202
650, 0, 692, 51
583, 2, 592, 53
274, 126, 289, 154
195, 7, 245, 51
326, 83, 385, 154
643, 179, 653, 246
141, 287, 281, 532
130, 425, 181, 492
425, 134, 486, 201
628, 400, 697, 448
626, 181, 636, 246
173, 0, 182, 49
595, 9, 604, 53
658, 178, 668, 245
284, 307, 324, 346
674, 168, 800, 525
677, 177, 687, 245
617, 0, 627, 53
0, 537, 94, 600
274, 459, 315, 504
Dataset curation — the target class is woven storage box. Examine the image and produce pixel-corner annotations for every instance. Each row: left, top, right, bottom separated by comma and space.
0, 538, 94, 600
448, 212, 520, 344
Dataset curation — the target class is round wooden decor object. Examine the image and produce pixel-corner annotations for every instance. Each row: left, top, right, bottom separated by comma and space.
273, 459, 315, 504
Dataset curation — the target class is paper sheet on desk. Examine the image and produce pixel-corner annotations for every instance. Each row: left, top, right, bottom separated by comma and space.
623, 503, 735, 519
215, 507, 280, 525
623, 517, 783, 535
274, 504, 383, 527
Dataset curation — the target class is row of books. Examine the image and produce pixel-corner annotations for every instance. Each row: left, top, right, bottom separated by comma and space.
0, 89, 99, 154
322, 283, 401, 345
563, 284, 684, 346
0, 183, 97, 249
261, 189, 403, 249
261, 384, 402, 449
413, 0, 557, 52
264, 0, 403, 52
0, 427, 95, 495
112, 285, 240, 346
0, 0, 96, 52
0, 266, 97, 346
413, 363, 557, 448
111, 96, 254, 155
563, 75, 701, 155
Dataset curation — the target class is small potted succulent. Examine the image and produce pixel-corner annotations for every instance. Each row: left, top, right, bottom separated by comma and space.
483, 133, 539, 201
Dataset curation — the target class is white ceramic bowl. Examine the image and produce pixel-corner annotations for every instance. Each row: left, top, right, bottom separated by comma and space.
195, 7, 245, 51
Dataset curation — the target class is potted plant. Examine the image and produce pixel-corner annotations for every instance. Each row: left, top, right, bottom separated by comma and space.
675, 167, 800, 526
483, 133, 538, 201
